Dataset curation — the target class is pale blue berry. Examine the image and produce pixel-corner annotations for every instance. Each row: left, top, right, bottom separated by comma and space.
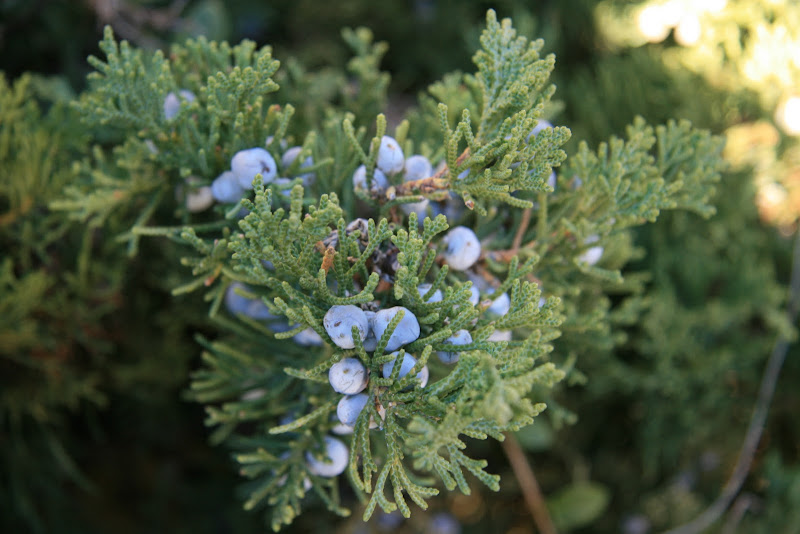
400, 198, 430, 222
336, 393, 369, 427
271, 177, 294, 197
323, 305, 368, 349
241, 388, 266, 401
535, 283, 546, 308
382, 352, 428, 387
336, 395, 385, 429
622, 514, 651, 534
579, 235, 603, 265
403, 154, 432, 182
443, 226, 481, 270
224, 282, 278, 320
328, 357, 368, 394
231, 148, 277, 189
467, 273, 489, 292
376, 135, 405, 175
352, 165, 389, 194
275, 452, 312, 490
269, 321, 293, 333
438, 329, 472, 364
486, 289, 511, 316
211, 171, 246, 203
294, 328, 324, 346
526, 119, 553, 142
281, 146, 315, 186
185, 185, 214, 212
488, 330, 512, 342
331, 420, 354, 435
468, 285, 480, 306
163, 89, 195, 120
265, 135, 288, 151
418, 283, 443, 303
305, 436, 348, 477
372, 307, 420, 352
417, 365, 430, 388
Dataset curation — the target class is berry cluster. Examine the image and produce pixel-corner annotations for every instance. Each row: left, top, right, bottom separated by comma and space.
324, 305, 425, 417
210, 142, 316, 207
352, 135, 407, 194
289, 304, 430, 478
224, 282, 323, 346
351, 136, 469, 223
161, 90, 319, 215
204, 108, 562, 519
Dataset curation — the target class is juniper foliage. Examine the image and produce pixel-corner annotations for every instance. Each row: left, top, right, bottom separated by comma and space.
63, 10, 724, 530
0, 73, 119, 531
3, 5, 767, 534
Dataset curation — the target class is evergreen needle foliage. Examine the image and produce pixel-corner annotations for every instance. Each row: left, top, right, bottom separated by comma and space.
58, 10, 721, 530
4, 5, 759, 533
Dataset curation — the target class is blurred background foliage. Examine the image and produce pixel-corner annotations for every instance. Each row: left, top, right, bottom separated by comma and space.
1, 0, 798, 533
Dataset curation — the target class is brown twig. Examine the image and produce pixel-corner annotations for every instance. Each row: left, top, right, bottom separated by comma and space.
480, 205, 546, 264
511, 208, 533, 254
501, 432, 558, 534
661, 230, 800, 534
388, 147, 471, 200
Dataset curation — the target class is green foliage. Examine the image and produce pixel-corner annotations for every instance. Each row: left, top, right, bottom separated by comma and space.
2, 2, 798, 534
153, 9, 728, 531
0, 73, 114, 418
182, 180, 563, 529
0, 72, 117, 532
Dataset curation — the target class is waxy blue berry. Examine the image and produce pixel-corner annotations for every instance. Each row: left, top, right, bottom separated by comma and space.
372, 307, 420, 352
328, 357, 368, 394
486, 290, 511, 316
231, 148, 277, 189
185, 185, 214, 212
211, 171, 246, 204
438, 329, 472, 364
443, 226, 481, 271
579, 234, 603, 265
418, 283, 443, 303
323, 305, 368, 349
403, 154, 432, 182
305, 436, 348, 477
336, 393, 371, 428
163, 89, 195, 120
281, 146, 315, 186
294, 328, 324, 346
224, 282, 277, 320
376, 135, 405, 175
382, 352, 429, 388
352, 164, 389, 194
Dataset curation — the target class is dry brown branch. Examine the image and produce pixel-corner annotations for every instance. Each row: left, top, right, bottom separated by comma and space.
388, 147, 472, 200
501, 432, 558, 534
